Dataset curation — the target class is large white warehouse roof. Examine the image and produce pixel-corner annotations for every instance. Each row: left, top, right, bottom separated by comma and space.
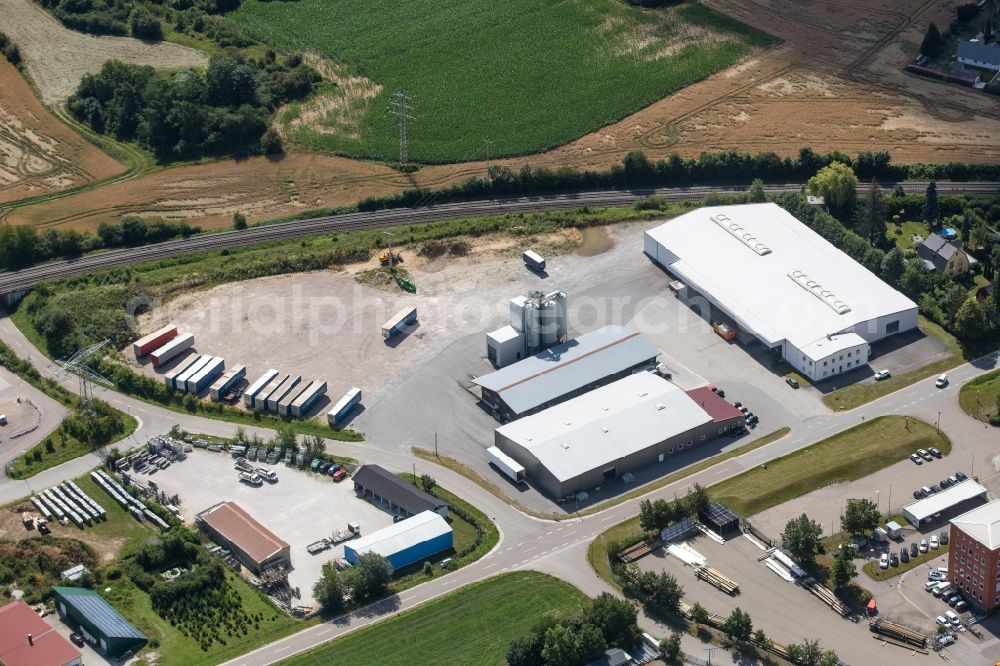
496, 372, 712, 482
644, 203, 917, 350
347, 510, 451, 559
902, 480, 988, 525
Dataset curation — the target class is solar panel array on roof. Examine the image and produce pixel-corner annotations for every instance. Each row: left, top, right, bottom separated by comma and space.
660, 518, 697, 543
53, 587, 145, 639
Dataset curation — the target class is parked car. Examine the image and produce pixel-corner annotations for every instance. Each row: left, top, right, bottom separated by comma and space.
913, 489, 925, 499
945, 610, 960, 625
935, 373, 949, 388
328, 463, 342, 476
746, 414, 759, 426
947, 594, 962, 607
947, 475, 959, 486
935, 615, 949, 626
874, 369, 891, 381
925, 580, 939, 592
785, 377, 800, 389
955, 600, 969, 613
332, 469, 347, 482
941, 478, 953, 489
920, 539, 929, 553
930, 484, 941, 493
318, 462, 332, 474
918, 449, 932, 461
928, 570, 946, 582
940, 531, 949, 545
931, 535, 939, 549
890, 553, 899, 567
929, 447, 943, 458
933, 583, 952, 597
900, 549, 909, 563
920, 485, 932, 496
70, 633, 85, 647
955, 471, 968, 481
879, 553, 889, 569
910, 453, 923, 465
911, 542, 919, 557
732, 401, 742, 408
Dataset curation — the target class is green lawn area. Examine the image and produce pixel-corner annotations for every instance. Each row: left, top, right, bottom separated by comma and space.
279, 572, 588, 666
885, 219, 928, 251
711, 416, 949, 517
863, 545, 949, 583
959, 367, 1000, 422
229, 0, 774, 162
823, 316, 964, 411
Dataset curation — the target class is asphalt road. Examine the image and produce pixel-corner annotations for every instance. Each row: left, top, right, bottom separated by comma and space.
1, 181, 996, 295
1, 306, 998, 664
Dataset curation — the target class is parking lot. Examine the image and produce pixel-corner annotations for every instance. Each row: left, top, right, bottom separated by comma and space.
129, 448, 395, 606
0, 365, 68, 467
634, 533, 922, 666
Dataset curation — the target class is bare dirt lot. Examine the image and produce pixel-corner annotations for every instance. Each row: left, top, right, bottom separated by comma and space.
0, 0, 207, 104
6, 0, 996, 231
128, 448, 395, 607
0, 59, 123, 204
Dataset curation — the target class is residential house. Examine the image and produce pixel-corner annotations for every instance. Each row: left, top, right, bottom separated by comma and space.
956, 40, 1000, 72
917, 233, 975, 278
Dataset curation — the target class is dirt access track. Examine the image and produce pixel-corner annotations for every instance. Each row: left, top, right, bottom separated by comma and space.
0, 0, 206, 104
4, 0, 999, 232
0, 59, 124, 204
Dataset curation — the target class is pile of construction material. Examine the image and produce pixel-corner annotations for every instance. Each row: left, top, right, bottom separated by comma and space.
91, 469, 169, 530
31, 481, 107, 529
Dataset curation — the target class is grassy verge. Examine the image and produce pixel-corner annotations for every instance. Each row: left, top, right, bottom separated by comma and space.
589, 417, 948, 588
863, 545, 949, 582
391, 474, 499, 593
278, 572, 588, 666
959, 367, 1000, 422
778, 362, 811, 387
7, 413, 136, 478
0, 340, 138, 478
711, 417, 948, 517
823, 317, 964, 410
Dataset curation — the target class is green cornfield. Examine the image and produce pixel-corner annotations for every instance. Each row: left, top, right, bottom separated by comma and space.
229, 0, 775, 163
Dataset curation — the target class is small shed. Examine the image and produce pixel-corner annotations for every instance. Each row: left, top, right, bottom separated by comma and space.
699, 502, 740, 535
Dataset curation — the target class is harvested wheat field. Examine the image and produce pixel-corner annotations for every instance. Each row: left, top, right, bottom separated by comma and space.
0, 0, 206, 103
4, 153, 414, 231
0, 59, 123, 204
5, 0, 998, 232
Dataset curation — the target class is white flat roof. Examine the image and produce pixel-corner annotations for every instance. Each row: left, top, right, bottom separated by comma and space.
903, 480, 988, 523
488, 324, 522, 344
496, 372, 712, 482
347, 510, 451, 558
951, 499, 1000, 550
644, 203, 917, 350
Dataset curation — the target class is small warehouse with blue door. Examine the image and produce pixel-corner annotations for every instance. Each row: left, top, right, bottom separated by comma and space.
344, 510, 453, 570
52, 586, 147, 658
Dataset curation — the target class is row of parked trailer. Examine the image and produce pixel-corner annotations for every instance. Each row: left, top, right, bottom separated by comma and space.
31, 481, 108, 529
243, 369, 333, 418
135, 324, 249, 402
91, 469, 169, 529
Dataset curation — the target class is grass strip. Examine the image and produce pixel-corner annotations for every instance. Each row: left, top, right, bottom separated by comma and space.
278, 572, 588, 666
959, 367, 1000, 422
589, 416, 948, 588
823, 317, 964, 410
862, 545, 949, 583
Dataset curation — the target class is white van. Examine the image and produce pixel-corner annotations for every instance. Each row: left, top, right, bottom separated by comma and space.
933, 582, 953, 597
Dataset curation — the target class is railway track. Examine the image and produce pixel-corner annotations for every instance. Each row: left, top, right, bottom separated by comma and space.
1, 181, 997, 295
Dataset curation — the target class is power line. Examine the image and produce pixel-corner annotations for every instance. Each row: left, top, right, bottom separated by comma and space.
483, 137, 494, 180
387, 89, 415, 170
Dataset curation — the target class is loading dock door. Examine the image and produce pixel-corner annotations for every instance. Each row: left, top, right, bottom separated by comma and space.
602, 467, 616, 483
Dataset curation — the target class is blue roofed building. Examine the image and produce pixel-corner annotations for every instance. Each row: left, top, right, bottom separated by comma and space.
344, 510, 453, 570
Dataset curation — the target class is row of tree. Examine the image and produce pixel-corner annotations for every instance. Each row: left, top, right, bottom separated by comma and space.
0, 216, 199, 270
68, 52, 319, 161
637, 483, 711, 533
505, 593, 642, 666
